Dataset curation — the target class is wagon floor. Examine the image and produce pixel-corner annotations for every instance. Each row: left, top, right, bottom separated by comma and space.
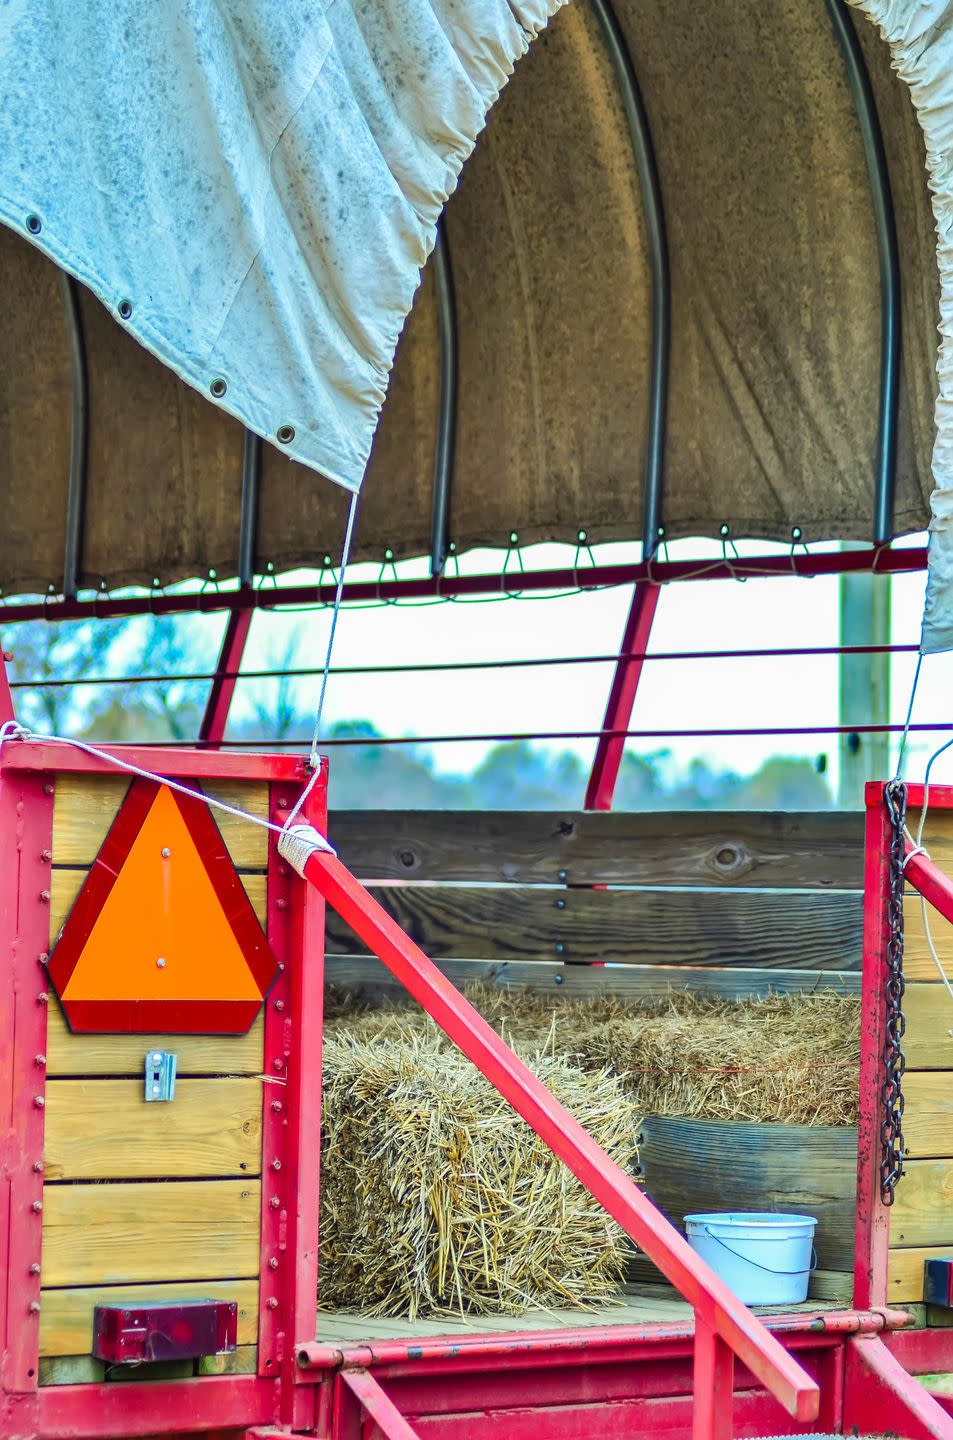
315, 1282, 844, 1344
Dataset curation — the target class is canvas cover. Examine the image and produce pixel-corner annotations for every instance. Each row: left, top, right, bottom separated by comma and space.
0, 0, 949, 646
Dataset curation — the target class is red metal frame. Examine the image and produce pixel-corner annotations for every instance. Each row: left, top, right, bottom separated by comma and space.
585, 583, 659, 811
200, 609, 253, 748
845, 1334, 953, 1439
0, 542, 928, 625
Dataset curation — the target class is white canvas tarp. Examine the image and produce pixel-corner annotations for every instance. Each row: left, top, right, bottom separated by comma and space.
851, 0, 953, 651
0, 0, 563, 491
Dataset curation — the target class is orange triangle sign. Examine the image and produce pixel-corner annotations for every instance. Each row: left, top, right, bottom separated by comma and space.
49, 778, 277, 1033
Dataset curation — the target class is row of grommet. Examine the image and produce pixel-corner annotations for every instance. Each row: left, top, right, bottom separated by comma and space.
24, 210, 296, 446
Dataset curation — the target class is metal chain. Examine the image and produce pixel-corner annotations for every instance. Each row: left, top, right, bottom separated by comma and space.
881, 779, 907, 1204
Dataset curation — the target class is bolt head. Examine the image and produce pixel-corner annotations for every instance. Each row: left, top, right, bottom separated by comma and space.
271, 1159, 282, 1172
29, 1263, 40, 1276
266, 1297, 278, 1310
271, 1100, 283, 1113
31, 1200, 42, 1213
269, 1197, 280, 1210
28, 1300, 41, 1315
39, 890, 50, 903
43, 784, 54, 796
156, 957, 166, 969
37, 953, 48, 966
34, 1054, 45, 1068
274, 999, 285, 1012
161, 847, 171, 858
36, 992, 48, 1005
268, 1257, 279, 1270
40, 850, 52, 863
33, 1095, 44, 1109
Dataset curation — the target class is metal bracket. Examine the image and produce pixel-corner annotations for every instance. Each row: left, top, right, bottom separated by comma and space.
144, 1050, 177, 1102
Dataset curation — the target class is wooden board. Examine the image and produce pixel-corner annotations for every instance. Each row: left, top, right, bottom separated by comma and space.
53, 775, 269, 869
324, 885, 862, 969
901, 1074, 953, 1159
638, 1115, 857, 1271
902, 892, 953, 981
41, 1180, 261, 1287
888, 1246, 953, 1303
46, 1005, 264, 1077
44, 1079, 263, 1180
40, 1279, 258, 1357
904, 984, 953, 1069
329, 810, 864, 889
49, 867, 267, 942
325, 956, 861, 1003
890, 1159, 953, 1246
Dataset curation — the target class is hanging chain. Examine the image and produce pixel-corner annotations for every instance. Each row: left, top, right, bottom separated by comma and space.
881, 779, 907, 1205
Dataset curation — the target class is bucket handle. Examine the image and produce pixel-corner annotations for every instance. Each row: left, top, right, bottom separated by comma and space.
697, 1225, 817, 1278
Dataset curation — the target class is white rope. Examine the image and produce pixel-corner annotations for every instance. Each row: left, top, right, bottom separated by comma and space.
277, 823, 335, 876
0, 718, 336, 854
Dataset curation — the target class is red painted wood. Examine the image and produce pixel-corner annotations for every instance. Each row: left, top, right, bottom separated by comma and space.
0, 772, 53, 1399
585, 584, 660, 811
885, 1324, 953, 1372
691, 1322, 733, 1440
342, 1370, 422, 1440
905, 840, 953, 926
0, 740, 308, 784
34, 1374, 278, 1438
200, 610, 253, 748
9, 544, 929, 625
294, 848, 820, 1425
844, 1334, 953, 1440
855, 788, 892, 1311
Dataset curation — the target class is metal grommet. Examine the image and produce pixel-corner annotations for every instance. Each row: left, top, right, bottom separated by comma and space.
26, 214, 41, 235
276, 424, 295, 444
210, 378, 227, 399
719, 522, 730, 538
118, 299, 133, 320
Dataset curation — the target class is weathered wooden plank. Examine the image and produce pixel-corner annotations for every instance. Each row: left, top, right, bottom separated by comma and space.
324, 886, 862, 969
53, 775, 269, 869
888, 1246, 953, 1302
39, 1356, 106, 1386
891, 1159, 953, 1246
624, 1256, 852, 1305
638, 1115, 857, 1272
40, 1279, 258, 1358
329, 810, 864, 888
904, 984, 953, 1069
45, 1079, 262, 1180
904, 891, 953, 982
901, 1074, 953, 1159
41, 1180, 261, 1287
46, 1005, 264, 1077
49, 867, 266, 941
197, 1346, 258, 1375
325, 955, 861, 1003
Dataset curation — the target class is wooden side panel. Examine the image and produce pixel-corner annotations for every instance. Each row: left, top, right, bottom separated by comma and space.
888, 1246, 953, 1302
39, 1280, 258, 1358
45, 1079, 263, 1180
48, 868, 266, 941
891, 1159, 953, 1245
329, 809, 865, 888
41, 1180, 261, 1286
323, 885, 861, 969
902, 893, 953, 981
45, 1005, 264, 1076
901, 1074, 953, 1159
324, 954, 861, 1002
904, 983, 953, 1068
52, 775, 269, 869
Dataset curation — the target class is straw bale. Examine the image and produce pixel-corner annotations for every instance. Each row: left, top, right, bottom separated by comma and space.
320, 1017, 639, 1318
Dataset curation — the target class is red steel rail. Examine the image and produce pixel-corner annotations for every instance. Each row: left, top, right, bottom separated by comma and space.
292, 844, 821, 1431
0, 542, 927, 624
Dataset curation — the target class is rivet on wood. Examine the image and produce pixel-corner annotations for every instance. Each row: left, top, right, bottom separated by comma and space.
43, 784, 54, 796
32, 1162, 43, 1173
33, 1096, 44, 1108
555, 943, 566, 955
29, 1301, 40, 1315
39, 890, 50, 903
274, 1000, 285, 1011
267, 1297, 278, 1309
274, 1058, 284, 1071
271, 1159, 281, 1171
40, 850, 52, 863
38, 953, 48, 966
31, 1200, 42, 1213
558, 870, 568, 882
29, 1263, 40, 1276
271, 1101, 283, 1113
270, 1197, 280, 1210
34, 1054, 45, 1067
36, 993, 48, 1005
268, 1258, 279, 1270
555, 898, 566, 910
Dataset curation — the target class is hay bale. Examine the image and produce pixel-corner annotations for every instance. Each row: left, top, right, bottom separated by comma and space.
320, 1017, 639, 1319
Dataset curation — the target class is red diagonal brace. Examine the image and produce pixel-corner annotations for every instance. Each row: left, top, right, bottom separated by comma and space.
904, 838, 953, 928
340, 1370, 422, 1439
295, 844, 819, 1424
200, 608, 253, 747
585, 583, 660, 811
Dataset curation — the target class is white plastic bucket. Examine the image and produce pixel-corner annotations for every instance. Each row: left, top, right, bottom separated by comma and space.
683, 1212, 817, 1305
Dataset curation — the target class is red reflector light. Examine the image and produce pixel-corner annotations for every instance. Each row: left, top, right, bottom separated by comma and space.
92, 1300, 238, 1364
